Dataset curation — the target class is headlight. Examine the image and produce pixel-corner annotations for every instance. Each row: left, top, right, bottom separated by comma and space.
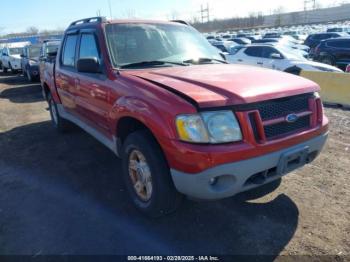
176, 110, 242, 144
313, 92, 320, 99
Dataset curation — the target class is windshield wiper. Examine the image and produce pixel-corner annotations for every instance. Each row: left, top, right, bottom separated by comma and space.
183, 58, 228, 64
120, 60, 188, 69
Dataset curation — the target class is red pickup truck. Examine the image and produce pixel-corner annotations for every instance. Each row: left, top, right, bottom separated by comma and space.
41, 17, 328, 217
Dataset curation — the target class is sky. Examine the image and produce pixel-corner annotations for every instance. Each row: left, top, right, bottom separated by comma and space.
0, 0, 349, 34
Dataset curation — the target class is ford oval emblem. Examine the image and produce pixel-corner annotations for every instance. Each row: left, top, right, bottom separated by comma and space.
286, 114, 299, 123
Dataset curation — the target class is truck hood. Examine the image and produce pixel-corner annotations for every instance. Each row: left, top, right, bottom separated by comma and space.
126, 64, 319, 108
10, 54, 21, 60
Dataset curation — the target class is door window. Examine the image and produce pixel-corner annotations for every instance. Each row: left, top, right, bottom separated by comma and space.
62, 35, 78, 67
262, 47, 282, 59
244, 47, 263, 57
79, 34, 100, 59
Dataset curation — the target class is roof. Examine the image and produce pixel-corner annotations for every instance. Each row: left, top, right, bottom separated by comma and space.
67, 16, 189, 30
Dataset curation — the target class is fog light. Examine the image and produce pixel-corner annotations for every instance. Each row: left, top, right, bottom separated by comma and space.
209, 177, 218, 185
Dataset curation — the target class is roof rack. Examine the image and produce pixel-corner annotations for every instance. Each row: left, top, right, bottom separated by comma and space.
170, 20, 190, 26
69, 17, 107, 27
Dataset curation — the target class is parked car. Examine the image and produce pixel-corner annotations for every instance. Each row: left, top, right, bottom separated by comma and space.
1, 42, 30, 73
0, 48, 3, 70
39, 40, 61, 92
42, 17, 328, 216
327, 27, 350, 33
304, 32, 346, 48
263, 32, 282, 38
229, 37, 251, 45
313, 37, 350, 70
211, 41, 237, 53
346, 64, 350, 73
253, 38, 309, 52
228, 44, 342, 73
21, 44, 41, 81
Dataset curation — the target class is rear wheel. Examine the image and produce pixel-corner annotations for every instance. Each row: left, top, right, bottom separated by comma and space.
9, 63, 18, 74
320, 55, 335, 66
122, 130, 183, 217
48, 93, 71, 132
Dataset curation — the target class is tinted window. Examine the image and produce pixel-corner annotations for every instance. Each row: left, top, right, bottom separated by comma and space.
79, 34, 99, 59
262, 47, 281, 58
244, 46, 263, 57
62, 35, 78, 67
327, 40, 350, 48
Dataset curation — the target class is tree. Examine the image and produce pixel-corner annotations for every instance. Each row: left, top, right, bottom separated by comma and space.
26, 26, 39, 35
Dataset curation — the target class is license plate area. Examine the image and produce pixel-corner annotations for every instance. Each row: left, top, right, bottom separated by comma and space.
277, 146, 309, 175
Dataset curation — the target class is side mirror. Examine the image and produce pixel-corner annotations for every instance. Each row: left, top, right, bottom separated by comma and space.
77, 57, 101, 73
270, 53, 282, 59
3, 53, 7, 56
20, 54, 25, 58
47, 51, 57, 57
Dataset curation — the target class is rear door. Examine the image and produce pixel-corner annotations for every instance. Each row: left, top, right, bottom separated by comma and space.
327, 39, 350, 66
74, 31, 112, 137
55, 33, 79, 112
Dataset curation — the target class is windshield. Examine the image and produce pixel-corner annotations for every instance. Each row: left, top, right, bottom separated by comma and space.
9, 48, 23, 55
105, 23, 222, 68
46, 44, 59, 55
29, 46, 41, 58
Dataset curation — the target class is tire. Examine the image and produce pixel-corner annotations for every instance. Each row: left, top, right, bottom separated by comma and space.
26, 69, 33, 82
48, 93, 71, 132
9, 63, 18, 74
320, 55, 335, 66
122, 130, 183, 217
284, 66, 301, 75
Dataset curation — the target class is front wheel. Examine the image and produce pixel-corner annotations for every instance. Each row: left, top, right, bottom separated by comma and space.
122, 130, 183, 217
26, 70, 33, 82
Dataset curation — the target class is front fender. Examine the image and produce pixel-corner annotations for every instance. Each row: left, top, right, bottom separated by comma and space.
110, 96, 178, 141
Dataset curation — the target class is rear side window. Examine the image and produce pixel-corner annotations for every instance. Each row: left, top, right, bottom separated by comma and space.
62, 35, 78, 67
327, 40, 350, 48
79, 34, 99, 59
244, 47, 263, 57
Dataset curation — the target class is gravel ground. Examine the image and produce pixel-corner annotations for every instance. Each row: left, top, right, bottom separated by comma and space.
0, 71, 349, 259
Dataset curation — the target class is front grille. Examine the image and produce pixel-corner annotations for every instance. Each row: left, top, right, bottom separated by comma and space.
264, 116, 311, 139
246, 93, 313, 141
256, 94, 311, 121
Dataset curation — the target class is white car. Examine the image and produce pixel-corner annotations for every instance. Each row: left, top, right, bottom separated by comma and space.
1, 42, 30, 73
226, 44, 343, 74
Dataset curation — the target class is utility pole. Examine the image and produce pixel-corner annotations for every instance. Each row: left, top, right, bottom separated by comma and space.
96, 10, 101, 17
200, 3, 210, 23
108, 0, 113, 19
304, 0, 316, 23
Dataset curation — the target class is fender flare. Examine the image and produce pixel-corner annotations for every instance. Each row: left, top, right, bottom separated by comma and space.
111, 96, 177, 141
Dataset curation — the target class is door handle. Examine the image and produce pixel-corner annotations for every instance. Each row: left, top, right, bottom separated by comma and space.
238, 59, 243, 62
257, 62, 263, 65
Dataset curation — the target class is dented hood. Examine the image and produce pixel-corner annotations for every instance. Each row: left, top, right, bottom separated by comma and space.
126, 64, 319, 108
